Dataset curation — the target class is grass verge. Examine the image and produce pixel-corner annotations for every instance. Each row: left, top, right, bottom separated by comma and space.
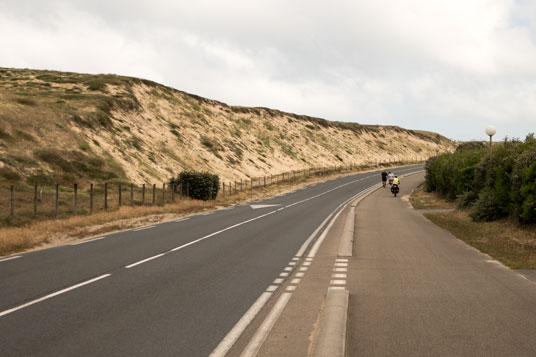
410, 184, 536, 269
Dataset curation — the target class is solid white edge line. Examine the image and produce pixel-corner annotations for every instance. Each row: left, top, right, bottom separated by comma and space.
209, 292, 273, 357
70, 236, 106, 245
133, 225, 156, 231
0, 274, 111, 318
240, 293, 292, 357
0, 255, 22, 263
125, 253, 166, 268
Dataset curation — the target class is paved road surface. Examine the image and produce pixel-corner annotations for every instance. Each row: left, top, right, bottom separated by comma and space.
348, 173, 536, 356
0, 165, 422, 356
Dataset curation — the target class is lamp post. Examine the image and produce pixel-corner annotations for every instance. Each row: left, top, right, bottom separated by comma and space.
434, 146, 440, 157
485, 125, 496, 159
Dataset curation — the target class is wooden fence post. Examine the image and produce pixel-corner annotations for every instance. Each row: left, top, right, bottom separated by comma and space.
171, 184, 175, 202
162, 183, 166, 205
186, 183, 190, 198
130, 184, 134, 206
104, 183, 108, 210
152, 184, 156, 205
118, 184, 122, 206
33, 184, 37, 218
142, 184, 145, 205
73, 183, 78, 215
90, 183, 93, 213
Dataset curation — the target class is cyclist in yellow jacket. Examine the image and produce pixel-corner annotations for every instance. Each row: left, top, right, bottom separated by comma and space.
392, 176, 400, 186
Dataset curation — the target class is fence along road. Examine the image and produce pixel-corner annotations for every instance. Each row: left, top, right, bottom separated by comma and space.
0, 165, 422, 356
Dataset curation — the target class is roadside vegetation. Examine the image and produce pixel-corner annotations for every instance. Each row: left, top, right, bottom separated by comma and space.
425, 135, 536, 223
411, 184, 536, 269
413, 136, 536, 269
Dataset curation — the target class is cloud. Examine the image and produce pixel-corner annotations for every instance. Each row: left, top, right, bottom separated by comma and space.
0, 0, 535, 140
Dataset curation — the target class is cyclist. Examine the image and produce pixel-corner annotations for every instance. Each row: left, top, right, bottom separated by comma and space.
387, 171, 395, 186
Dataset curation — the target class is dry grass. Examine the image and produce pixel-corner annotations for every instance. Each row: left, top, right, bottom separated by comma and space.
409, 183, 455, 210
0, 166, 382, 256
410, 185, 536, 269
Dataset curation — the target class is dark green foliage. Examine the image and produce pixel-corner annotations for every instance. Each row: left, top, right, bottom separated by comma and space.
469, 189, 503, 222
456, 191, 479, 209
425, 135, 536, 223
170, 171, 219, 200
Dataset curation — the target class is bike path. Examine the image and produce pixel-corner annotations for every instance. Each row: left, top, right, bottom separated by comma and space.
347, 173, 536, 356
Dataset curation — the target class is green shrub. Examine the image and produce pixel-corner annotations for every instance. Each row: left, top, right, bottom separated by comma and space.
470, 188, 504, 222
456, 191, 479, 209
425, 134, 535, 223
170, 171, 219, 200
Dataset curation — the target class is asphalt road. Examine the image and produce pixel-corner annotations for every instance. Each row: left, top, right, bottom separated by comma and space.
348, 172, 536, 356
0, 165, 422, 356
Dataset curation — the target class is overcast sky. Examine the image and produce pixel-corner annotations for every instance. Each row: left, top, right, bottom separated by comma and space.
1, 0, 535, 141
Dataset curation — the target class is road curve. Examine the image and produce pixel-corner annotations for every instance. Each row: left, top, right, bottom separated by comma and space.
0, 165, 422, 356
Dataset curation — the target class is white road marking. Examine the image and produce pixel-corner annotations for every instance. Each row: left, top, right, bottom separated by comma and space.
240, 293, 292, 357
210, 292, 273, 357
133, 225, 156, 231
285, 286, 297, 292
299, 267, 308, 272
305, 257, 313, 261
250, 204, 282, 209
0, 255, 22, 263
170, 210, 278, 253
334, 268, 347, 272
335, 258, 348, 262
329, 286, 346, 290
125, 253, 166, 268
284, 267, 292, 271
303, 262, 311, 266
334, 262, 348, 267
70, 236, 106, 245
296, 272, 305, 278
266, 285, 278, 292
332, 274, 347, 278
330, 279, 347, 285
273, 278, 284, 284
280, 272, 289, 277
291, 278, 301, 284
0, 274, 111, 318
288, 262, 297, 266
174, 218, 190, 222
292, 257, 300, 261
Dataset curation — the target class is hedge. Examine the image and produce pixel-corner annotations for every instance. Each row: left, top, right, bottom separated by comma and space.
425, 134, 536, 223
170, 171, 220, 201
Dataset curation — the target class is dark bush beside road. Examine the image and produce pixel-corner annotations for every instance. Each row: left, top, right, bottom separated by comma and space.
425, 134, 536, 223
170, 171, 219, 201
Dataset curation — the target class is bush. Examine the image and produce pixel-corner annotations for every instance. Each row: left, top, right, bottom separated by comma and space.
170, 171, 219, 200
425, 134, 536, 223
470, 189, 504, 222
456, 191, 479, 209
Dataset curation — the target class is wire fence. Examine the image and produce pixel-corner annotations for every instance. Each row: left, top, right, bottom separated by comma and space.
1, 158, 425, 225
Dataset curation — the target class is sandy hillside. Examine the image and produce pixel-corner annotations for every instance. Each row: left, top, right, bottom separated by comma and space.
0, 68, 456, 184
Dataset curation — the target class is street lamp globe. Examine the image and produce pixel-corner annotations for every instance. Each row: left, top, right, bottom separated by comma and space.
485, 125, 496, 137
